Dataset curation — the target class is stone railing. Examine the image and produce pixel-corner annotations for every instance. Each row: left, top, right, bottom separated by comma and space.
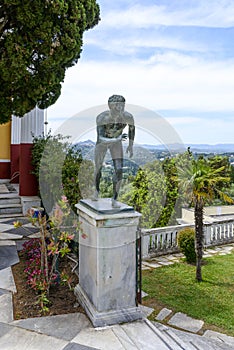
142, 220, 234, 259
204, 219, 234, 247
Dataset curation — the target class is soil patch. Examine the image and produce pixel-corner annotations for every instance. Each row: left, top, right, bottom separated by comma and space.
12, 252, 84, 320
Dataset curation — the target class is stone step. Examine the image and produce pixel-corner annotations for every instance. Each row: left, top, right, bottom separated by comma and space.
0, 197, 21, 205
0, 204, 22, 215
72, 319, 194, 350
153, 322, 234, 350
0, 213, 23, 219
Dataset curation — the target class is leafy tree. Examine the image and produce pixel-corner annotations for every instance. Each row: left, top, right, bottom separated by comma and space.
120, 161, 168, 228
62, 145, 83, 212
208, 155, 231, 190
31, 133, 91, 214
121, 168, 149, 213
0, 0, 100, 123
156, 157, 179, 227
177, 152, 233, 281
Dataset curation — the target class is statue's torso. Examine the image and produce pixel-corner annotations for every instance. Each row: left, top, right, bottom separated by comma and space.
97, 111, 127, 140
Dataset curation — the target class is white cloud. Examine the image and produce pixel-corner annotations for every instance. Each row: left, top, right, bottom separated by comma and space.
47, 53, 234, 126
169, 116, 234, 144
101, 2, 234, 29
46, 1, 234, 145
85, 34, 207, 56
166, 117, 200, 125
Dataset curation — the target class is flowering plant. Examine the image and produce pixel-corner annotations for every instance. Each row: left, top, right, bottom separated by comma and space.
15, 196, 79, 313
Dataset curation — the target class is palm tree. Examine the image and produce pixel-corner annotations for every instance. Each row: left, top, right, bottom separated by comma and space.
177, 153, 233, 281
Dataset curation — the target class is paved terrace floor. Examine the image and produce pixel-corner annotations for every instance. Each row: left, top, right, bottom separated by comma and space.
0, 181, 234, 349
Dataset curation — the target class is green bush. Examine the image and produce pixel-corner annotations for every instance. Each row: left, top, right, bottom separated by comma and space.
31, 132, 91, 214
177, 228, 196, 264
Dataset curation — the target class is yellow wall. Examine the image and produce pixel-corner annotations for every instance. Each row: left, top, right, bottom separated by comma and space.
0, 122, 11, 159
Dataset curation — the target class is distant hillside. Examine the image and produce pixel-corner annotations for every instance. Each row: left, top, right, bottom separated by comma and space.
75, 140, 234, 165
141, 143, 234, 153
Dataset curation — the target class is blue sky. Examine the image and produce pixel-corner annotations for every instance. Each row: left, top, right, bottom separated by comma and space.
47, 0, 234, 145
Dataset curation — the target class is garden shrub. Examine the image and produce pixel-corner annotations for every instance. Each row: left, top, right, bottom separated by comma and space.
31, 132, 89, 214
14, 196, 79, 313
177, 228, 196, 264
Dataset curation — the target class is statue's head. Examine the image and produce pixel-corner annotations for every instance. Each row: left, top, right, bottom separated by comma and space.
108, 95, 125, 113
108, 95, 125, 104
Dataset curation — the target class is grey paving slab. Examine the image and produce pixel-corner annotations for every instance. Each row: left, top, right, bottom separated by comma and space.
163, 255, 180, 261
205, 249, 218, 254
0, 245, 19, 270
27, 232, 41, 239
219, 245, 233, 249
172, 253, 184, 258
204, 330, 234, 346
62, 343, 99, 350
0, 267, 17, 292
168, 312, 204, 333
0, 327, 68, 350
120, 320, 184, 350
0, 232, 23, 240
0, 224, 15, 232
0, 293, 14, 323
12, 313, 92, 341
112, 324, 138, 350
141, 290, 148, 298
154, 257, 172, 263
0, 218, 29, 225
156, 308, 173, 321
3, 226, 39, 237
0, 321, 14, 338
0, 289, 6, 296
72, 326, 124, 350
157, 261, 174, 266
138, 304, 154, 317
0, 240, 16, 246
203, 253, 213, 257
166, 325, 234, 350
143, 262, 162, 268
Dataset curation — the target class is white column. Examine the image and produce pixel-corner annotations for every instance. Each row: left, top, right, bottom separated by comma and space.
21, 107, 44, 143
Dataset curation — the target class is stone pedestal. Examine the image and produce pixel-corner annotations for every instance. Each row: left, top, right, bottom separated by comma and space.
74, 198, 143, 327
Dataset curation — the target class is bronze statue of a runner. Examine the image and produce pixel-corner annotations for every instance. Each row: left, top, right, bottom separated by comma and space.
93, 95, 135, 207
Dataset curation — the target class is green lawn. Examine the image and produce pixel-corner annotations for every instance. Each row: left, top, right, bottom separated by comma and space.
142, 253, 234, 336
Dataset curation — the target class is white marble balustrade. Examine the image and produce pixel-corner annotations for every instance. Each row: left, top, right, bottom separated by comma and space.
142, 220, 234, 259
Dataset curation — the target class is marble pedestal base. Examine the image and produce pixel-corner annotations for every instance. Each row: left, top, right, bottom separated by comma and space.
75, 284, 143, 327
74, 198, 143, 327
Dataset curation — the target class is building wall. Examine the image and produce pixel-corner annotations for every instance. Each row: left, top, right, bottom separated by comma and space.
0, 122, 11, 178
0, 108, 44, 196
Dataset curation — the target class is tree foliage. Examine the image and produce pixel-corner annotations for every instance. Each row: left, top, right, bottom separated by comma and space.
177, 151, 233, 281
0, 0, 100, 123
31, 133, 86, 214
120, 161, 168, 228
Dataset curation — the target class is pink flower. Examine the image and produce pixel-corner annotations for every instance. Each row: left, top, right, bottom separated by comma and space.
61, 195, 68, 203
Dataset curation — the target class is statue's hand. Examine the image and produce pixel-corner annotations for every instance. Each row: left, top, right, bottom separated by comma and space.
126, 145, 133, 158
121, 133, 128, 141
